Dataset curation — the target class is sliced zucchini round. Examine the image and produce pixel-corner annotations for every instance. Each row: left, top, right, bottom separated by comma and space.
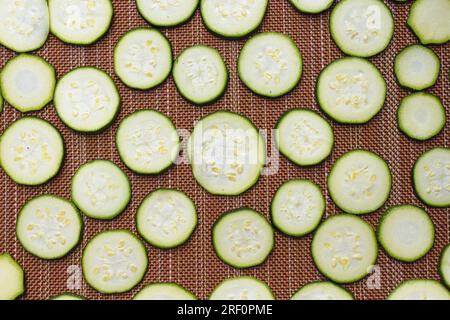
17, 195, 83, 260
0, 253, 24, 300
188, 111, 265, 196
136, 189, 197, 249
71, 160, 131, 220
413, 148, 450, 207
276, 109, 334, 166
378, 205, 434, 262
116, 110, 180, 175
407, 0, 450, 45
291, 281, 354, 300
173, 45, 228, 105
440, 244, 450, 289
271, 179, 325, 237
54, 67, 120, 133
238, 32, 302, 98
82, 230, 148, 294
201, 0, 268, 38
114, 28, 172, 90
0, 0, 49, 52
0, 117, 64, 186
0, 54, 56, 113
312, 214, 378, 283
136, 0, 199, 27
51, 293, 86, 300
49, 0, 113, 45
328, 150, 391, 214
209, 276, 275, 300
134, 283, 197, 300
388, 280, 450, 300
397, 93, 445, 141
316, 57, 386, 124
289, 0, 334, 14
394, 45, 440, 91
330, 0, 394, 57
212, 208, 274, 269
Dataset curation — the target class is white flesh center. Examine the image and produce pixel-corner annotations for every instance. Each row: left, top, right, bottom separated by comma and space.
292, 282, 352, 300
291, 0, 333, 13
137, 0, 198, 25
442, 247, 450, 284
390, 281, 450, 300
396, 46, 439, 89
408, 0, 450, 44
0, 255, 23, 300
211, 278, 273, 300
134, 284, 195, 300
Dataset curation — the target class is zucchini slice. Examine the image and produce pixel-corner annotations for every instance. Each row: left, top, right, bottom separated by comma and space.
413, 148, 450, 207
440, 244, 450, 289
49, 0, 113, 45
311, 214, 378, 283
0, 117, 64, 186
201, 0, 268, 38
291, 281, 354, 300
71, 160, 131, 220
51, 293, 86, 300
276, 109, 334, 166
173, 45, 228, 105
17, 195, 82, 260
116, 110, 180, 175
0, 0, 49, 52
114, 28, 172, 90
388, 280, 450, 300
188, 111, 265, 196
82, 230, 148, 294
330, 0, 394, 57
0, 54, 56, 113
0, 253, 25, 300
316, 57, 386, 124
212, 208, 274, 269
289, 0, 334, 14
328, 150, 391, 214
136, 189, 197, 249
54, 67, 120, 133
394, 45, 441, 91
397, 93, 445, 141
238, 32, 302, 98
209, 276, 275, 300
407, 0, 450, 45
136, 0, 199, 27
271, 180, 325, 237
0, 85, 3, 113
378, 205, 435, 262
134, 283, 197, 300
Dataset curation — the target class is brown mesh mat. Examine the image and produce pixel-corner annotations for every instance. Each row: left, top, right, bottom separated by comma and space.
0, 0, 449, 300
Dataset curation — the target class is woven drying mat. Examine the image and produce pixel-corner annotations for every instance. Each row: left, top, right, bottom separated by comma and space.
0, 0, 448, 301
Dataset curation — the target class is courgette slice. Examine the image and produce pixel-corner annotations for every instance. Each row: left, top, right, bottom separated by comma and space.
0, 253, 25, 300
136, 0, 199, 27
440, 244, 450, 289
209, 276, 275, 300
388, 279, 450, 300
134, 283, 197, 300
291, 281, 354, 300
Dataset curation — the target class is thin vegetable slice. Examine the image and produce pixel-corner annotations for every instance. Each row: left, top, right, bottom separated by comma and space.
210, 277, 275, 300
134, 283, 197, 300
0, 253, 25, 300
388, 280, 450, 300
136, 0, 199, 27
291, 281, 354, 300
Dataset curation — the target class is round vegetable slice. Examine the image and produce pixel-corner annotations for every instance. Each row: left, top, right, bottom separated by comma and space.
136, 189, 197, 249
136, 0, 199, 27
201, 0, 268, 38
291, 281, 353, 300
17, 195, 83, 260
0, 117, 64, 186
114, 28, 172, 90
54, 67, 120, 132
173, 45, 228, 105
82, 230, 148, 294
316, 57, 386, 124
394, 45, 440, 91
378, 205, 435, 262
134, 283, 197, 300
0, 0, 49, 52
212, 208, 274, 269
440, 244, 450, 289
328, 150, 391, 214
0, 253, 24, 300
50, 293, 86, 300
71, 160, 131, 220
271, 179, 325, 237
0, 54, 56, 112
388, 280, 450, 300
188, 111, 265, 196
238, 32, 302, 98
289, 0, 334, 14
330, 0, 394, 57
116, 110, 180, 174
209, 277, 275, 300
49, 0, 113, 45
413, 148, 450, 207
276, 109, 334, 166
311, 214, 378, 283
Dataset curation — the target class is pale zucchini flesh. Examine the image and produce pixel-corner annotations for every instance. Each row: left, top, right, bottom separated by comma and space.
209, 277, 275, 300
0, 253, 25, 300
291, 281, 354, 300
388, 280, 450, 300
136, 0, 199, 27
289, 0, 334, 14
440, 245, 450, 289
51, 293, 86, 300
134, 283, 197, 300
